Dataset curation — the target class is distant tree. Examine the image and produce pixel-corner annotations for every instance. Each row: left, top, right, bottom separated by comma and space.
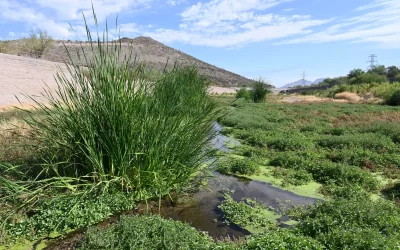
387, 66, 400, 83
351, 73, 387, 85
23, 29, 54, 58
322, 77, 348, 86
368, 65, 387, 76
347, 68, 365, 79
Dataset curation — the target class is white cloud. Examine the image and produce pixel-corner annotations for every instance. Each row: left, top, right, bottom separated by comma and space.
146, 0, 329, 47
283, 8, 294, 12
0, 0, 151, 40
280, 0, 400, 48
166, 0, 187, 6
34, 0, 151, 21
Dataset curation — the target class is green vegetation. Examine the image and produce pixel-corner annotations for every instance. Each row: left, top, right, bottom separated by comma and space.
295, 196, 400, 249
214, 96, 400, 248
219, 194, 278, 233
235, 79, 272, 103
22, 29, 54, 58
299, 66, 400, 105
82, 214, 326, 250
0, 12, 216, 245
82, 215, 215, 250
0, 41, 11, 54
2, 10, 400, 250
305, 82, 400, 103
217, 157, 259, 175
388, 89, 400, 106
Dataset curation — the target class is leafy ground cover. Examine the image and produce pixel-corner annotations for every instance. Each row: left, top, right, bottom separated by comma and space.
217, 96, 400, 195
210, 96, 400, 248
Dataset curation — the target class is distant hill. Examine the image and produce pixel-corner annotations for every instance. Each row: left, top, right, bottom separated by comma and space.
282, 79, 312, 88
39, 36, 254, 87
282, 78, 326, 88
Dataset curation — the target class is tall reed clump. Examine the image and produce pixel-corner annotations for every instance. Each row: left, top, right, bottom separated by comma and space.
251, 80, 271, 103
10, 12, 216, 200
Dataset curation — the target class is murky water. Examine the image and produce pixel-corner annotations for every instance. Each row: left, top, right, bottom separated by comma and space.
158, 123, 320, 239
210, 122, 241, 152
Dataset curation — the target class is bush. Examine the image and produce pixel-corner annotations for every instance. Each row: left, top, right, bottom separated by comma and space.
22, 29, 54, 58
349, 73, 387, 85
251, 80, 271, 103
218, 158, 259, 175
82, 215, 214, 250
235, 88, 251, 100
219, 195, 276, 230
246, 230, 324, 250
6, 191, 135, 239
21, 27, 216, 198
387, 89, 400, 106
272, 168, 313, 186
309, 163, 379, 191
317, 134, 395, 151
296, 197, 400, 249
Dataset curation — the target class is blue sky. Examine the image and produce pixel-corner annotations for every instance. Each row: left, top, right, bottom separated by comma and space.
0, 0, 399, 87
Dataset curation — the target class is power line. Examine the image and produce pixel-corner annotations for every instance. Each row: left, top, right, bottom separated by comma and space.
301, 71, 307, 86
367, 54, 378, 70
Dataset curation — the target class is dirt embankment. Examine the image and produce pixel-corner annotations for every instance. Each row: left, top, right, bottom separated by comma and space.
0, 53, 241, 110
0, 53, 67, 108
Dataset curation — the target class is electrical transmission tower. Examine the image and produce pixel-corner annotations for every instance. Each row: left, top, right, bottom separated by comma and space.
367, 54, 378, 70
301, 71, 307, 86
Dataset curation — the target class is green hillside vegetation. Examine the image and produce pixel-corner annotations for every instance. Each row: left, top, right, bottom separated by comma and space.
299, 66, 400, 104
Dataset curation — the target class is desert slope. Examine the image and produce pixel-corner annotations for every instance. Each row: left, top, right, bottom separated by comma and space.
0, 53, 67, 108
42, 37, 253, 87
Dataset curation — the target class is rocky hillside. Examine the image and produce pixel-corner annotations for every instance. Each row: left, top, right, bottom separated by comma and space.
40, 37, 253, 87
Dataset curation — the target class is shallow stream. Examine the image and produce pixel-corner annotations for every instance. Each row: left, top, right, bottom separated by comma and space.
158, 122, 321, 239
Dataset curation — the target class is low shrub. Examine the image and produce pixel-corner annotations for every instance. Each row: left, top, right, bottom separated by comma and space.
360, 121, 400, 144
296, 196, 400, 249
270, 151, 323, 171
309, 162, 379, 191
317, 133, 395, 151
246, 230, 324, 250
235, 88, 251, 100
387, 89, 400, 106
326, 149, 400, 171
272, 167, 313, 186
219, 195, 276, 230
265, 134, 313, 151
6, 191, 135, 239
82, 215, 214, 250
321, 182, 370, 199
217, 158, 259, 175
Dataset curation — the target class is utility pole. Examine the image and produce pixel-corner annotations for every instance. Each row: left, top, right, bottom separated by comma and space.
367, 54, 378, 70
301, 71, 307, 86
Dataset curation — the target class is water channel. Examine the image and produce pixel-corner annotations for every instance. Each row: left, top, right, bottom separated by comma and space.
158, 122, 321, 239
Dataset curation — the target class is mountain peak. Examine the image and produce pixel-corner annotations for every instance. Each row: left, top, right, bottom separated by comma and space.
282, 78, 326, 88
